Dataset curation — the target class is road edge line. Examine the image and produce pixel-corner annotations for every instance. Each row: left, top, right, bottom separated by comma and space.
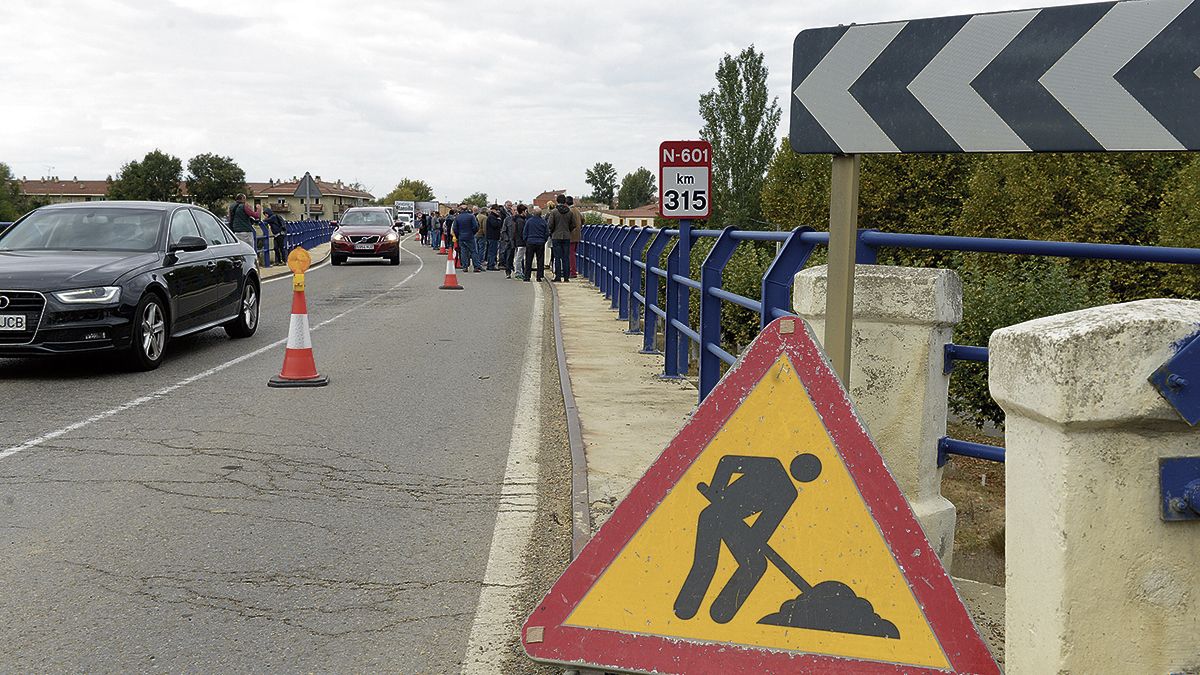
548, 281, 592, 558
461, 283, 544, 674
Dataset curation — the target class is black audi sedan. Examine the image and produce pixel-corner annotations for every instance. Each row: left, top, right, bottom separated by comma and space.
0, 201, 260, 370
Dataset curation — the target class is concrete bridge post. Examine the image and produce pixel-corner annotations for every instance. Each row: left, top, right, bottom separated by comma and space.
990, 299, 1200, 674
793, 264, 961, 564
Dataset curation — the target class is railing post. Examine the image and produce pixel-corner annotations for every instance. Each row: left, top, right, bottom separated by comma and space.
597, 226, 608, 295
760, 227, 816, 328
663, 240, 683, 379
641, 229, 672, 354
604, 226, 619, 300
676, 219, 693, 377
582, 225, 594, 282
615, 228, 637, 316
699, 227, 739, 399
627, 227, 655, 334
856, 228, 879, 264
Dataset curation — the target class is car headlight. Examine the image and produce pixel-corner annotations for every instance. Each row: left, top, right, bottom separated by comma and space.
384, 231, 399, 242
53, 286, 121, 304
331, 231, 348, 242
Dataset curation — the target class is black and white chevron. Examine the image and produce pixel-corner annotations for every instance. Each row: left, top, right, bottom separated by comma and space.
790, 0, 1200, 154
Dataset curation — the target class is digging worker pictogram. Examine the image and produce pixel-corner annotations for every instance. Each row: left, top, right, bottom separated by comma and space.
674, 452, 823, 624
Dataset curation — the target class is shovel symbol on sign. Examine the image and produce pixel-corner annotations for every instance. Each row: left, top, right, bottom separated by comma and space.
673, 452, 900, 639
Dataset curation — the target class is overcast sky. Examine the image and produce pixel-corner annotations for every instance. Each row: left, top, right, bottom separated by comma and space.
0, 0, 1080, 204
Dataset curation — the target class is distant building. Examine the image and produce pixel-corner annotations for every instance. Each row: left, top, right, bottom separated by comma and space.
18, 171, 373, 220
593, 205, 658, 228
19, 178, 108, 204
531, 189, 566, 209
251, 172, 373, 220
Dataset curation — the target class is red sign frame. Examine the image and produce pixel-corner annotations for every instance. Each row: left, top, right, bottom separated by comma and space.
658, 140, 712, 220
521, 316, 998, 674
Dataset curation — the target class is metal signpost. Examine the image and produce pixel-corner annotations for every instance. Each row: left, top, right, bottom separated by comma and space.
790, 0, 1200, 381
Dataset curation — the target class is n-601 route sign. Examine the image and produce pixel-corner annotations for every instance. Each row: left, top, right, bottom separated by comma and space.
659, 140, 712, 219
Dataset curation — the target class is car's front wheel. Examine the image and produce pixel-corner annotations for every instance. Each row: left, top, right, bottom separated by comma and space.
331, 255, 344, 266
126, 293, 167, 371
389, 252, 400, 265
224, 279, 259, 338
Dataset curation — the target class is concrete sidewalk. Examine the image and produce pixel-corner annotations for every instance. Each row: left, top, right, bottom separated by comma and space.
554, 281, 696, 530
555, 277, 1005, 666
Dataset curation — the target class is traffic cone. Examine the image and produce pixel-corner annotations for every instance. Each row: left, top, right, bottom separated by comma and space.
269, 275, 329, 387
440, 245, 463, 290
438, 238, 448, 255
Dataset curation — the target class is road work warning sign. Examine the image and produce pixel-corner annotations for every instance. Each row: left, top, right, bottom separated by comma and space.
522, 317, 998, 674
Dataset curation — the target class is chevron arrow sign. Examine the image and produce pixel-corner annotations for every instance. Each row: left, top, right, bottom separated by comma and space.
790, 0, 1200, 154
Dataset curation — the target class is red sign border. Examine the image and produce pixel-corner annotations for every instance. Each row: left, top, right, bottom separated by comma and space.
522, 316, 998, 674
658, 140, 712, 220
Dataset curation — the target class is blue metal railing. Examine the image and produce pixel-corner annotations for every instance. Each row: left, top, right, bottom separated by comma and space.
578, 223, 1200, 465
254, 219, 334, 267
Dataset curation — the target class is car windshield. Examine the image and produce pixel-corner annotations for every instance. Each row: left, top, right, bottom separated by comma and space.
0, 208, 164, 252
340, 211, 391, 226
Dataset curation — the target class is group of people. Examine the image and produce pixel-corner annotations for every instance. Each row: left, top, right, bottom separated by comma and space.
227, 193, 288, 264
416, 195, 583, 282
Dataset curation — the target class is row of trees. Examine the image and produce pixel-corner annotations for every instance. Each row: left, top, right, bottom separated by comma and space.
104, 150, 249, 212
584, 162, 658, 209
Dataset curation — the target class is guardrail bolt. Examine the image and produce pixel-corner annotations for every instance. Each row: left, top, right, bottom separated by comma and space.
1166, 374, 1188, 390
1183, 480, 1200, 515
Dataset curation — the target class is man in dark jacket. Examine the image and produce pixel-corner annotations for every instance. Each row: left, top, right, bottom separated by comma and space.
510, 204, 528, 280
485, 205, 503, 270
453, 204, 481, 272
227, 194, 261, 264
547, 194, 576, 282
522, 206, 549, 282
263, 207, 288, 265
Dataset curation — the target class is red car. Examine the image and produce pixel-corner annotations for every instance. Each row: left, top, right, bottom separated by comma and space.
330, 207, 401, 266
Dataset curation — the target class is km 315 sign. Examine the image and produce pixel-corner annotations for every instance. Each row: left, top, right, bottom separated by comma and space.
659, 140, 711, 220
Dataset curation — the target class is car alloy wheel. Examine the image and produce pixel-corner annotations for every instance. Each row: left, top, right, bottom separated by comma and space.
141, 300, 166, 362
243, 283, 258, 331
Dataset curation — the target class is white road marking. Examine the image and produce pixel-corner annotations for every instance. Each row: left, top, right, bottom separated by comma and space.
461, 283, 544, 674
261, 256, 330, 284
0, 244, 425, 461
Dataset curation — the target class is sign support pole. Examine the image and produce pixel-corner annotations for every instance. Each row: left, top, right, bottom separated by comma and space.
825, 153, 859, 383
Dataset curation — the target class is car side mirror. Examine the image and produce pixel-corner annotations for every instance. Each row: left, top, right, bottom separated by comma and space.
170, 235, 208, 253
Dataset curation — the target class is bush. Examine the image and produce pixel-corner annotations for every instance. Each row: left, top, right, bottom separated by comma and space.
949, 257, 1110, 426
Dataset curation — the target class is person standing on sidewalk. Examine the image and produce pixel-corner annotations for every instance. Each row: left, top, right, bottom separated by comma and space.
227, 194, 261, 260
454, 204, 482, 272
485, 204, 503, 270
567, 195, 583, 278
474, 206, 488, 272
547, 194, 576, 282
511, 204, 528, 280
523, 206, 549, 282
263, 207, 288, 265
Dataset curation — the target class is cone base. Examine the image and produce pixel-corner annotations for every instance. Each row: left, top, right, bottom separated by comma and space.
268, 374, 330, 388
439, 284, 463, 290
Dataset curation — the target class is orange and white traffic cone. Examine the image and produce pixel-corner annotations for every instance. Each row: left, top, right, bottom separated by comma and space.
440, 245, 463, 290
438, 238, 448, 255
269, 270, 329, 387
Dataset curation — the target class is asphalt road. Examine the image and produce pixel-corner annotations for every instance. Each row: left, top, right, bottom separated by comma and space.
0, 241, 541, 672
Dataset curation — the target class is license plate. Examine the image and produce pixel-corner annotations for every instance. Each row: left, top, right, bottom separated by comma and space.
0, 315, 25, 331
355, 244, 375, 251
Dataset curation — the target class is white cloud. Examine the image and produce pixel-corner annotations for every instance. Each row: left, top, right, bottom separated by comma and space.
0, 0, 1085, 203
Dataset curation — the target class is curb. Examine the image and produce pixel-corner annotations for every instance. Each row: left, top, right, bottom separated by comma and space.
548, 280, 592, 559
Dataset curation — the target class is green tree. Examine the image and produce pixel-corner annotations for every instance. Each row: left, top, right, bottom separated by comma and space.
699, 45, 781, 228
585, 162, 618, 207
617, 167, 656, 209
185, 153, 247, 212
0, 162, 23, 222
379, 178, 435, 204
1155, 156, 1200, 298
583, 211, 606, 226
462, 192, 489, 208
107, 150, 183, 202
